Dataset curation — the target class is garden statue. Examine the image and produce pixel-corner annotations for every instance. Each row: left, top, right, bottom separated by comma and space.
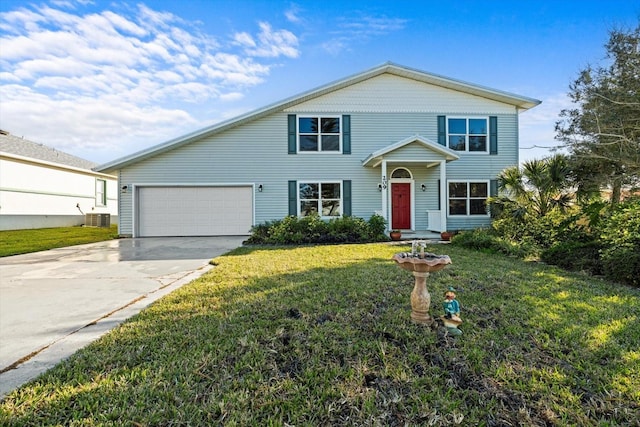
441, 287, 462, 336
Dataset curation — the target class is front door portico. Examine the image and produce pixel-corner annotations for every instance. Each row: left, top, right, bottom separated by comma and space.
361, 134, 460, 234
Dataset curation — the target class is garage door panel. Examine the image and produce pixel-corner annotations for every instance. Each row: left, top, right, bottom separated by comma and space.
138, 186, 252, 237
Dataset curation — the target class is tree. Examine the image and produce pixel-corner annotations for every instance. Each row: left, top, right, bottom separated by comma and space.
555, 22, 640, 204
492, 155, 573, 218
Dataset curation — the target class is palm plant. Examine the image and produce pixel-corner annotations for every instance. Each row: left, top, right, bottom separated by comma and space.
491, 154, 574, 219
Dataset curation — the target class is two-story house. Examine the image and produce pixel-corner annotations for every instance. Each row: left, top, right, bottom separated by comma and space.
95, 62, 540, 238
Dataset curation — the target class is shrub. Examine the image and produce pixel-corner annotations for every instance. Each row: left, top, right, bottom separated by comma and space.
452, 228, 532, 258
451, 228, 496, 250
601, 246, 640, 287
540, 240, 604, 275
245, 214, 388, 245
599, 199, 640, 286
327, 215, 366, 242
367, 213, 387, 239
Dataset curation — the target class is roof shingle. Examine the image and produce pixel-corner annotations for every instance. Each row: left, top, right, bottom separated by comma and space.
0, 131, 97, 170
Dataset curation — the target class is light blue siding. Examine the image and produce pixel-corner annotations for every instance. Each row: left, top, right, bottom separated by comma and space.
98, 64, 540, 236
117, 110, 519, 235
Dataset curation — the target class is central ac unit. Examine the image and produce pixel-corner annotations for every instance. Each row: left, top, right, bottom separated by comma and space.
85, 213, 111, 227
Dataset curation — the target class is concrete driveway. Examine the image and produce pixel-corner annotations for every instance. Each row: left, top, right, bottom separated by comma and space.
0, 236, 244, 398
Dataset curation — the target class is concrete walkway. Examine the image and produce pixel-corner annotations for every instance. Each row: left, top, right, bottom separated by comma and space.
0, 236, 244, 398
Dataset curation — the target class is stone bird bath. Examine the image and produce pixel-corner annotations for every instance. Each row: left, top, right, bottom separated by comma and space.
392, 241, 452, 325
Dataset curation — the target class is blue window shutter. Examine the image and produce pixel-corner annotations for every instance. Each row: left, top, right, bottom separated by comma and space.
437, 115, 446, 146
490, 179, 498, 197
288, 180, 297, 215
288, 114, 297, 154
342, 115, 351, 154
343, 180, 352, 216
489, 116, 498, 155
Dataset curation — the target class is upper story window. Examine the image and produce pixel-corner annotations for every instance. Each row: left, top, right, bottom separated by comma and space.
299, 116, 341, 152
96, 179, 107, 206
448, 117, 488, 152
448, 181, 489, 216
299, 182, 341, 217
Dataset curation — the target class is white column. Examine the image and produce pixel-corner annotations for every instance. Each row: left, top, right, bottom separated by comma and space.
440, 160, 446, 232
381, 160, 388, 229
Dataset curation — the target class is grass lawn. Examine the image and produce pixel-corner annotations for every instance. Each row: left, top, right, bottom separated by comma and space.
1, 243, 638, 426
0, 225, 118, 257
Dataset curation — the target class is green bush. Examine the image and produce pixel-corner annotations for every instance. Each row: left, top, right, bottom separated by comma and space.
452, 228, 531, 258
245, 214, 388, 245
601, 246, 640, 287
366, 212, 387, 238
540, 240, 604, 275
492, 208, 590, 251
599, 199, 640, 286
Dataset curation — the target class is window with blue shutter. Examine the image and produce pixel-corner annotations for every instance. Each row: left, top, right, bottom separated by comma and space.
446, 117, 489, 152
437, 115, 446, 146
288, 115, 297, 154
342, 115, 351, 154
489, 116, 498, 155
448, 181, 490, 216
343, 180, 351, 216
288, 180, 297, 215
289, 180, 350, 218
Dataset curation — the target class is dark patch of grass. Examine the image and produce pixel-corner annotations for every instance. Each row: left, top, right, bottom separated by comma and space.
1, 244, 638, 425
0, 225, 118, 257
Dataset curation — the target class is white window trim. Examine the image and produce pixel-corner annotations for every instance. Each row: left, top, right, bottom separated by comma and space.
446, 180, 490, 217
446, 116, 489, 153
96, 178, 107, 207
297, 115, 342, 154
298, 180, 343, 218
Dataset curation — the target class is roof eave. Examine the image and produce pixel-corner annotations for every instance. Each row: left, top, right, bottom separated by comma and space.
96, 62, 539, 172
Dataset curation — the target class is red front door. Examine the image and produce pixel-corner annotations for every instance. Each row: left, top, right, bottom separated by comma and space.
391, 183, 411, 229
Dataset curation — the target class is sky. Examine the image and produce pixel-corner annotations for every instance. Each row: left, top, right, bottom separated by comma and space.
0, 0, 638, 166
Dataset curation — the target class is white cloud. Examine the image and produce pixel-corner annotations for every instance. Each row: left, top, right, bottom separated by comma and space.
285, 4, 302, 24
0, 2, 300, 161
219, 92, 244, 102
321, 13, 407, 55
234, 22, 299, 58
102, 11, 147, 37
233, 31, 256, 48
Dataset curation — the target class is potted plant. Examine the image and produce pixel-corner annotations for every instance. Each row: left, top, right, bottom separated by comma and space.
440, 231, 455, 241
390, 229, 402, 241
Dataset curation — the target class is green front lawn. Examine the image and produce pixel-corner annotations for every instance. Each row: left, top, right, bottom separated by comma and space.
1, 243, 638, 425
0, 225, 118, 257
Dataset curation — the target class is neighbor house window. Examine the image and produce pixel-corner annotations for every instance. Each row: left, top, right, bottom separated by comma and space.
448, 181, 488, 216
447, 118, 488, 152
299, 182, 341, 217
96, 179, 107, 206
298, 116, 341, 152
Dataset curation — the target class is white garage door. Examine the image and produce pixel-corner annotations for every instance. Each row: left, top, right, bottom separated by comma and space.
137, 186, 253, 237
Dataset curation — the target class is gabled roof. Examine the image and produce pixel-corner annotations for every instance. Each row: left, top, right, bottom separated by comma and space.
96, 62, 541, 173
362, 134, 460, 168
0, 130, 98, 170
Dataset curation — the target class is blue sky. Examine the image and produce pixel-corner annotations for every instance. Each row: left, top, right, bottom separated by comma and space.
0, 0, 638, 165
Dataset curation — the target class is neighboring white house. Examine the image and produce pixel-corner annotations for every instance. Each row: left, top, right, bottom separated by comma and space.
96, 62, 541, 238
0, 130, 118, 231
